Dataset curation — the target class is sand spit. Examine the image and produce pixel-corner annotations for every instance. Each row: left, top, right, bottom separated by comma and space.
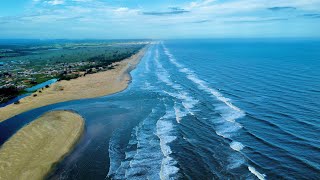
0, 110, 84, 180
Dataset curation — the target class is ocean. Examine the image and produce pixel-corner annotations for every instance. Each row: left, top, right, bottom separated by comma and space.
0, 39, 319, 179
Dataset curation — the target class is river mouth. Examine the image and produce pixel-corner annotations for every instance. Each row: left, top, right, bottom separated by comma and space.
1, 39, 319, 179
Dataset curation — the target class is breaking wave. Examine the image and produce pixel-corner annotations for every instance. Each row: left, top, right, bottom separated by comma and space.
162, 43, 267, 179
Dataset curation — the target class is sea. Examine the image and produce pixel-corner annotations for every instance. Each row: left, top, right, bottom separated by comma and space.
0, 39, 319, 179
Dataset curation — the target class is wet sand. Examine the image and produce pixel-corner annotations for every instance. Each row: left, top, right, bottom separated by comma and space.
0, 110, 84, 180
0, 48, 146, 122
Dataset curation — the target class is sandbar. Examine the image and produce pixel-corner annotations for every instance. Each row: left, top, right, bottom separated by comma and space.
0, 110, 84, 180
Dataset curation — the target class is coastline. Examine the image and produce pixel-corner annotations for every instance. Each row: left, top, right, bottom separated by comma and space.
0, 110, 84, 180
0, 47, 147, 122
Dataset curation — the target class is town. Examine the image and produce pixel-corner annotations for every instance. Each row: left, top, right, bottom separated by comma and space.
0, 40, 148, 103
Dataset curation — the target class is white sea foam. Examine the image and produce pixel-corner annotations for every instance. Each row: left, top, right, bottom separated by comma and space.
156, 108, 179, 179
154, 49, 175, 87
163, 91, 198, 118
162, 43, 245, 136
154, 47, 198, 122
187, 73, 244, 113
108, 108, 165, 180
161, 43, 268, 179
162, 43, 244, 114
174, 104, 183, 123
144, 46, 152, 73
227, 154, 246, 169
248, 166, 266, 180
160, 156, 179, 180
230, 141, 245, 151
142, 82, 153, 90
215, 121, 242, 138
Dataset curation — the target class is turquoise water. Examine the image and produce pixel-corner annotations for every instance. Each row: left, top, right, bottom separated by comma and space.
0, 78, 58, 107
25, 78, 58, 92
0, 39, 319, 179
0, 93, 31, 108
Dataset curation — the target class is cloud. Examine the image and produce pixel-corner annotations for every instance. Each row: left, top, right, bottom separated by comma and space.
143, 7, 190, 16
190, 20, 211, 24
268, 6, 297, 11
114, 7, 129, 13
56, 16, 85, 21
228, 18, 289, 23
189, 0, 215, 9
302, 13, 320, 18
72, 0, 93, 2
45, 0, 65, 5
2, 0, 320, 39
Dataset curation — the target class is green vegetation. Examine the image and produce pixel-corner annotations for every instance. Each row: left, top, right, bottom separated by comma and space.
0, 86, 20, 103
0, 40, 149, 103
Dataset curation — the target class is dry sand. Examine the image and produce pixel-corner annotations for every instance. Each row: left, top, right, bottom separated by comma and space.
0, 110, 84, 180
0, 48, 146, 122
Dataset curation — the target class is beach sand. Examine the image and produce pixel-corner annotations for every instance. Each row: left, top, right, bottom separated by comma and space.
0, 110, 84, 180
0, 48, 146, 122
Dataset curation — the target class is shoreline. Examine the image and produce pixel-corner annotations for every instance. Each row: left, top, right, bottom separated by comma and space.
0, 47, 147, 122
0, 110, 85, 180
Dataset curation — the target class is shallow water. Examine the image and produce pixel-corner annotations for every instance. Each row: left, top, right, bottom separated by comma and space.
25, 78, 58, 92
0, 78, 58, 108
0, 39, 319, 179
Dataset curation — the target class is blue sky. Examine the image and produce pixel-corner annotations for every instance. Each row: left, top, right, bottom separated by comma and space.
0, 0, 320, 39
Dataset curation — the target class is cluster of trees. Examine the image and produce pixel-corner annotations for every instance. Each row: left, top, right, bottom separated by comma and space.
0, 72, 12, 78
0, 86, 21, 103
57, 45, 143, 80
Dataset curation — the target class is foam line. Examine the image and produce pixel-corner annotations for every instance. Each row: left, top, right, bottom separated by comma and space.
156, 108, 179, 179
248, 166, 267, 180
162, 43, 267, 179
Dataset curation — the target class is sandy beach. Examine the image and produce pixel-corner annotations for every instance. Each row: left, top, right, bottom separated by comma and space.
0, 110, 84, 180
0, 48, 146, 122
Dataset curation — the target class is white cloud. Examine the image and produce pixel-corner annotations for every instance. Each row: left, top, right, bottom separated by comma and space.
187, 0, 320, 14
72, 0, 93, 2
113, 7, 140, 16
1, 0, 320, 38
189, 0, 216, 9
45, 0, 65, 5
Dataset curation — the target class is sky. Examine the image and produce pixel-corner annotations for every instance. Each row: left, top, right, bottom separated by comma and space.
0, 0, 320, 39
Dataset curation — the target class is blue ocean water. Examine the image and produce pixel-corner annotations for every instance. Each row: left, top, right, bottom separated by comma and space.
0, 39, 319, 179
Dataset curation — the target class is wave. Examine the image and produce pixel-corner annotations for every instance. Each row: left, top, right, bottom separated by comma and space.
156, 107, 179, 179
161, 43, 268, 179
162, 42, 244, 132
108, 108, 163, 180
248, 166, 266, 180
174, 103, 185, 123
154, 46, 198, 122
230, 141, 245, 151
144, 46, 152, 73
227, 154, 246, 170
107, 127, 128, 179
109, 103, 180, 179
162, 43, 244, 118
